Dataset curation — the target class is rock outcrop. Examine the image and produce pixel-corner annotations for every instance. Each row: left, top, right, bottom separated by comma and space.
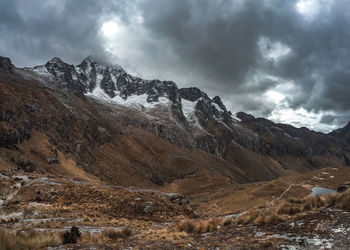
0, 57, 13, 75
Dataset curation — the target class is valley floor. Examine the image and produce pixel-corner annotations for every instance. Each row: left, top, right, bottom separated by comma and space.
1, 166, 350, 249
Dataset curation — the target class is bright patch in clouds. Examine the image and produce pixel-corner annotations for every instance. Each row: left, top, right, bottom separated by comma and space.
101, 20, 120, 38
296, 0, 319, 17
258, 37, 291, 63
295, 0, 332, 21
261, 80, 337, 132
263, 81, 296, 104
268, 107, 337, 132
264, 90, 285, 104
99, 17, 147, 75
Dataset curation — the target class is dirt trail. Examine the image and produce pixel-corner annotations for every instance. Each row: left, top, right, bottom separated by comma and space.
266, 183, 295, 207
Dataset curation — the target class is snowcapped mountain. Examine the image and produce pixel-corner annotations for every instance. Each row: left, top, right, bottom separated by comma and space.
1, 54, 349, 180
21, 56, 350, 162
26, 56, 236, 130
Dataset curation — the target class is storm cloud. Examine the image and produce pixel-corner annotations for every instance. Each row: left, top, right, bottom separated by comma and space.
1, 0, 350, 131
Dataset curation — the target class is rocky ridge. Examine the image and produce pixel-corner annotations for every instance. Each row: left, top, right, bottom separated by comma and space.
24, 56, 350, 164
27, 56, 233, 128
24, 56, 247, 158
27, 56, 348, 157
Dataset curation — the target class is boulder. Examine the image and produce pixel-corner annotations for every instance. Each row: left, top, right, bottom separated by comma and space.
0, 56, 13, 74
47, 157, 60, 164
337, 184, 350, 193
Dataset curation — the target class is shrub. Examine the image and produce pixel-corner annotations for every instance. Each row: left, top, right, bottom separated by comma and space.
264, 213, 284, 224
325, 195, 338, 207
223, 218, 232, 226
339, 195, 350, 211
277, 204, 301, 215
254, 215, 266, 225
16, 160, 36, 172
237, 212, 258, 225
176, 220, 195, 233
175, 219, 219, 234
205, 220, 219, 232
287, 198, 303, 204
63, 226, 81, 244
302, 202, 312, 211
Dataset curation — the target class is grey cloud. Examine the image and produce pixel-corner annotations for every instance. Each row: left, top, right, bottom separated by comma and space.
320, 114, 335, 125
1, 0, 350, 130
0, 0, 124, 66
139, 0, 350, 124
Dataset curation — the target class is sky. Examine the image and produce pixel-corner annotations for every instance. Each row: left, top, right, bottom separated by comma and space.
0, 0, 350, 132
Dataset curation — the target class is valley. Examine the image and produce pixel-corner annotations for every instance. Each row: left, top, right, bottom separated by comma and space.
1, 55, 350, 249
2, 163, 350, 249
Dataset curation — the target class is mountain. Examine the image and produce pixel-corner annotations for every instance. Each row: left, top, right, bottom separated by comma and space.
26, 55, 235, 130
1, 55, 350, 191
3, 55, 350, 249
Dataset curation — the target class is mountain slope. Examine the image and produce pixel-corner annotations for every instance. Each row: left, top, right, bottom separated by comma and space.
0, 55, 349, 193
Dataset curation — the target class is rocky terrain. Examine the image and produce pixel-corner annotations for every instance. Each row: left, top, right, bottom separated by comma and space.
1, 55, 350, 249
2, 165, 350, 249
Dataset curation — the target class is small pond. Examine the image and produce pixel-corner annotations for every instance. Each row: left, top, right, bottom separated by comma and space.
310, 186, 336, 197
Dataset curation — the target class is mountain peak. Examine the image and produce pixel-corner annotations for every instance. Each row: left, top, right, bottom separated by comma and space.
178, 87, 209, 102
47, 57, 65, 65
79, 55, 124, 72
82, 55, 98, 64
236, 112, 255, 122
212, 96, 227, 112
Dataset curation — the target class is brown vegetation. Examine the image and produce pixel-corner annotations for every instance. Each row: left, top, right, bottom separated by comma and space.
0, 229, 62, 250
175, 218, 220, 234
230, 189, 350, 227
102, 228, 132, 240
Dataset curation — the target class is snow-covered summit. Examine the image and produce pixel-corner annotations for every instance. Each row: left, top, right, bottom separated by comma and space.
26, 56, 235, 128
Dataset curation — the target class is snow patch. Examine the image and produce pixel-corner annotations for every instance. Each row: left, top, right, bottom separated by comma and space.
232, 112, 241, 122
96, 72, 104, 85
331, 227, 347, 234
212, 103, 223, 112
271, 233, 334, 249
181, 99, 203, 130
218, 121, 233, 132
31, 66, 52, 79
86, 85, 170, 110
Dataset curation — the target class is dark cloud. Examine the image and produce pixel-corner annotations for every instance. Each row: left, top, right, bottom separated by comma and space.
1, 0, 350, 131
0, 0, 125, 66
320, 114, 335, 125
135, 0, 350, 121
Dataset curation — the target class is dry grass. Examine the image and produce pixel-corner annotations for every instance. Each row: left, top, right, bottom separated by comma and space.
0, 229, 62, 250
263, 213, 287, 224
235, 210, 288, 226
175, 218, 220, 234
236, 211, 260, 225
338, 193, 350, 210
231, 189, 350, 227
102, 228, 132, 240
78, 228, 132, 246
299, 190, 350, 212
277, 204, 301, 215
